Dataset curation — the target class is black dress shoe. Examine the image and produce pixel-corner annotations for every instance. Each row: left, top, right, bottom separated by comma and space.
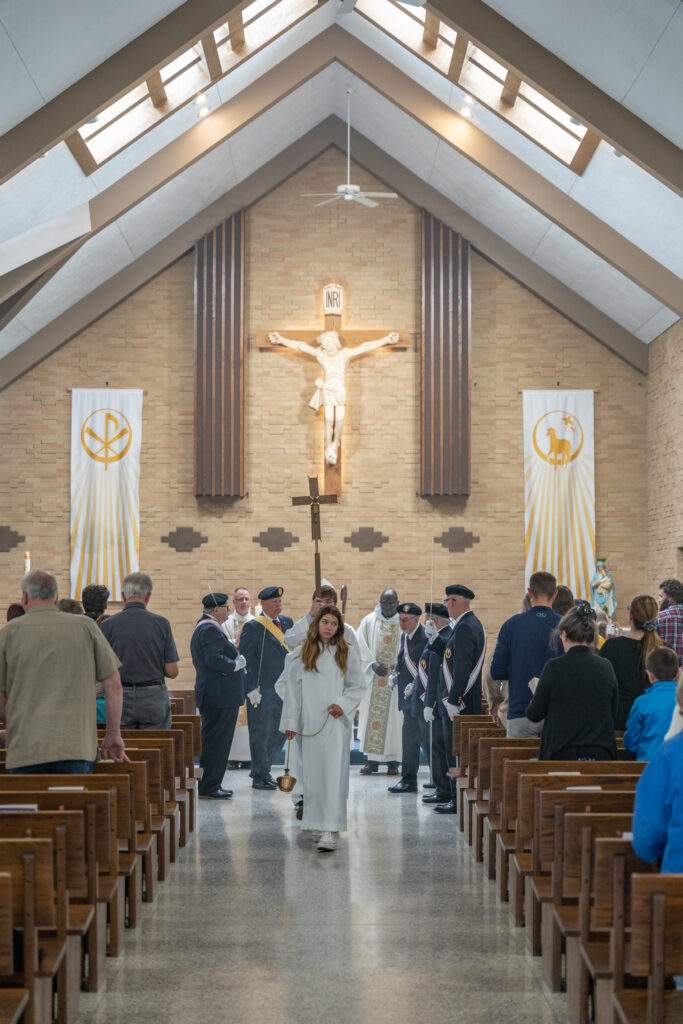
217, 787, 234, 798
359, 763, 378, 775
199, 789, 232, 800
422, 793, 450, 803
433, 800, 458, 814
388, 781, 418, 793
252, 779, 277, 790
422, 782, 436, 789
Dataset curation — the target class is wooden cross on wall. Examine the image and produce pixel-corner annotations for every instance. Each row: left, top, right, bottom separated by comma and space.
291, 475, 338, 596
258, 285, 413, 494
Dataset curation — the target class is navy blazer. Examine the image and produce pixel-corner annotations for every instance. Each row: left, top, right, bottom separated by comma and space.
395, 624, 426, 715
423, 625, 454, 716
240, 615, 294, 695
441, 611, 486, 714
191, 617, 246, 710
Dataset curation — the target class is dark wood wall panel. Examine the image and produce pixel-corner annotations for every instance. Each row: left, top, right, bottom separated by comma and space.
194, 210, 245, 497
420, 211, 471, 496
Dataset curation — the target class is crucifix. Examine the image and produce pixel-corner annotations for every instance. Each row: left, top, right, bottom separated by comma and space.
259, 283, 411, 494
291, 475, 338, 596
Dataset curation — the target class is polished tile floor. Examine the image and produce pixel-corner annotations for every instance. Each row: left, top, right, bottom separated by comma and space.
79, 769, 566, 1024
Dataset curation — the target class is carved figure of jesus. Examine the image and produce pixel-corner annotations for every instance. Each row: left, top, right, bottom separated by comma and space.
267, 329, 399, 465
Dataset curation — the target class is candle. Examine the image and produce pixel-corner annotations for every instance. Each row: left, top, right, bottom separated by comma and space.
24, 551, 31, 573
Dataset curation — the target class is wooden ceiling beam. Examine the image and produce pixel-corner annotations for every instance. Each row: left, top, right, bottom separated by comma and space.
423, 10, 440, 51
64, 132, 98, 176
570, 129, 601, 175
201, 32, 224, 80
228, 10, 246, 52
0, 0, 247, 187
431, 0, 682, 195
447, 32, 468, 84
146, 70, 168, 109
500, 69, 521, 109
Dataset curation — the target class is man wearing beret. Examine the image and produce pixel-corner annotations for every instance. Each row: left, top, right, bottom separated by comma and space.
432, 585, 487, 814
239, 587, 294, 790
389, 603, 427, 794
191, 593, 247, 800
421, 602, 455, 808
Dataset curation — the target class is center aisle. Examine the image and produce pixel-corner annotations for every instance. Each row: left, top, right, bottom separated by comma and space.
79, 770, 564, 1024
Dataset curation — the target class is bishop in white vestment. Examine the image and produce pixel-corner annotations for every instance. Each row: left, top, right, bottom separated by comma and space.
356, 590, 403, 769
279, 633, 366, 838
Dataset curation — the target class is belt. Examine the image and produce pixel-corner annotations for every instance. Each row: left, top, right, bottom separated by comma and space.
122, 679, 165, 689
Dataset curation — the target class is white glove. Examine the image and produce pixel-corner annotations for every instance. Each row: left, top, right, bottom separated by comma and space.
234, 654, 247, 672
404, 682, 415, 698
423, 707, 434, 723
443, 699, 460, 721
247, 688, 262, 708
424, 620, 438, 641
387, 671, 398, 690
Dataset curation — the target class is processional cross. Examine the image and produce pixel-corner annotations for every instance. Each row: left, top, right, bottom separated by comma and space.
291, 475, 338, 596
259, 283, 410, 494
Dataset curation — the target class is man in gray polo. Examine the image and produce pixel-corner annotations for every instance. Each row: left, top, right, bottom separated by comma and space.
101, 571, 179, 729
0, 569, 125, 772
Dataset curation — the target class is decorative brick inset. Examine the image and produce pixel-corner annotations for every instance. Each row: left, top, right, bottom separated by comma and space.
161, 527, 208, 553
344, 527, 389, 553
0, 526, 26, 553
253, 527, 299, 552
434, 527, 480, 553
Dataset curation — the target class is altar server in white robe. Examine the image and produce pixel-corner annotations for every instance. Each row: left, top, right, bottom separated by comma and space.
356, 589, 403, 775
279, 605, 366, 852
282, 581, 356, 818
223, 587, 254, 765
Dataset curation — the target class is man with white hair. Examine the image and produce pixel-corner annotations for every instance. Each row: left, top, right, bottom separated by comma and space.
0, 569, 125, 772
101, 571, 179, 729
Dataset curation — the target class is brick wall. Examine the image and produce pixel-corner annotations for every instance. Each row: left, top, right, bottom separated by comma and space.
646, 318, 683, 587
0, 149, 648, 686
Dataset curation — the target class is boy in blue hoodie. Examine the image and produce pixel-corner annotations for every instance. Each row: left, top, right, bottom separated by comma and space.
624, 645, 679, 761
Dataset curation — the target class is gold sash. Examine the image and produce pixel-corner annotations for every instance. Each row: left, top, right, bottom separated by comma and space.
255, 614, 290, 651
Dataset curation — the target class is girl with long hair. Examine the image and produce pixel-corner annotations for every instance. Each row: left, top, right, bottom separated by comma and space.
278, 605, 366, 851
599, 594, 662, 729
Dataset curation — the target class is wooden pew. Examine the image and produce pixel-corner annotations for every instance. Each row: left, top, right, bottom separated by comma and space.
486, 743, 541, 889
0, 873, 30, 1024
0, 780, 123, 960
170, 719, 198, 832
578, 837, 653, 1024
612, 874, 683, 1024
96, 760, 155, 903
0, 838, 65, 1024
534, 788, 638, 991
122, 747, 168, 883
113, 733, 180, 862
460, 725, 504, 841
472, 736, 537, 863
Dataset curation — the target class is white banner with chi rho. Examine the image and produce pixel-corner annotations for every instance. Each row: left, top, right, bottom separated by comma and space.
70, 388, 143, 600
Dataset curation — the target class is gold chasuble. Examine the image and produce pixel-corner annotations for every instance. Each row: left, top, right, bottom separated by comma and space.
363, 616, 401, 756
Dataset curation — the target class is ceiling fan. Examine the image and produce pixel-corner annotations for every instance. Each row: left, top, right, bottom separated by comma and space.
301, 87, 399, 209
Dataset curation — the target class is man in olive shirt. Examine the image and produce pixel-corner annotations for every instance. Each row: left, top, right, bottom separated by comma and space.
101, 571, 179, 729
0, 569, 126, 772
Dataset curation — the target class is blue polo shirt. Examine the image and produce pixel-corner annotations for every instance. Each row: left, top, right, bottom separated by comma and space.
490, 606, 561, 719
623, 680, 678, 761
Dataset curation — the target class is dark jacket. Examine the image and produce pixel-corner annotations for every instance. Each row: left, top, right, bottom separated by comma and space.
190, 617, 245, 710
433, 611, 486, 714
240, 615, 294, 695
424, 625, 453, 717
526, 645, 619, 760
395, 624, 427, 714
490, 606, 561, 719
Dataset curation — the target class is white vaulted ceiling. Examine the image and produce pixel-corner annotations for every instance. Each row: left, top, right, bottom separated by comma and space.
0, 0, 681, 371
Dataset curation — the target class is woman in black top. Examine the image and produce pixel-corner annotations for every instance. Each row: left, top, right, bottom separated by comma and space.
599, 594, 661, 729
526, 603, 618, 760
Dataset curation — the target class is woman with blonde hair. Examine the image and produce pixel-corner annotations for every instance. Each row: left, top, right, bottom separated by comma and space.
599, 594, 662, 729
279, 605, 366, 852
